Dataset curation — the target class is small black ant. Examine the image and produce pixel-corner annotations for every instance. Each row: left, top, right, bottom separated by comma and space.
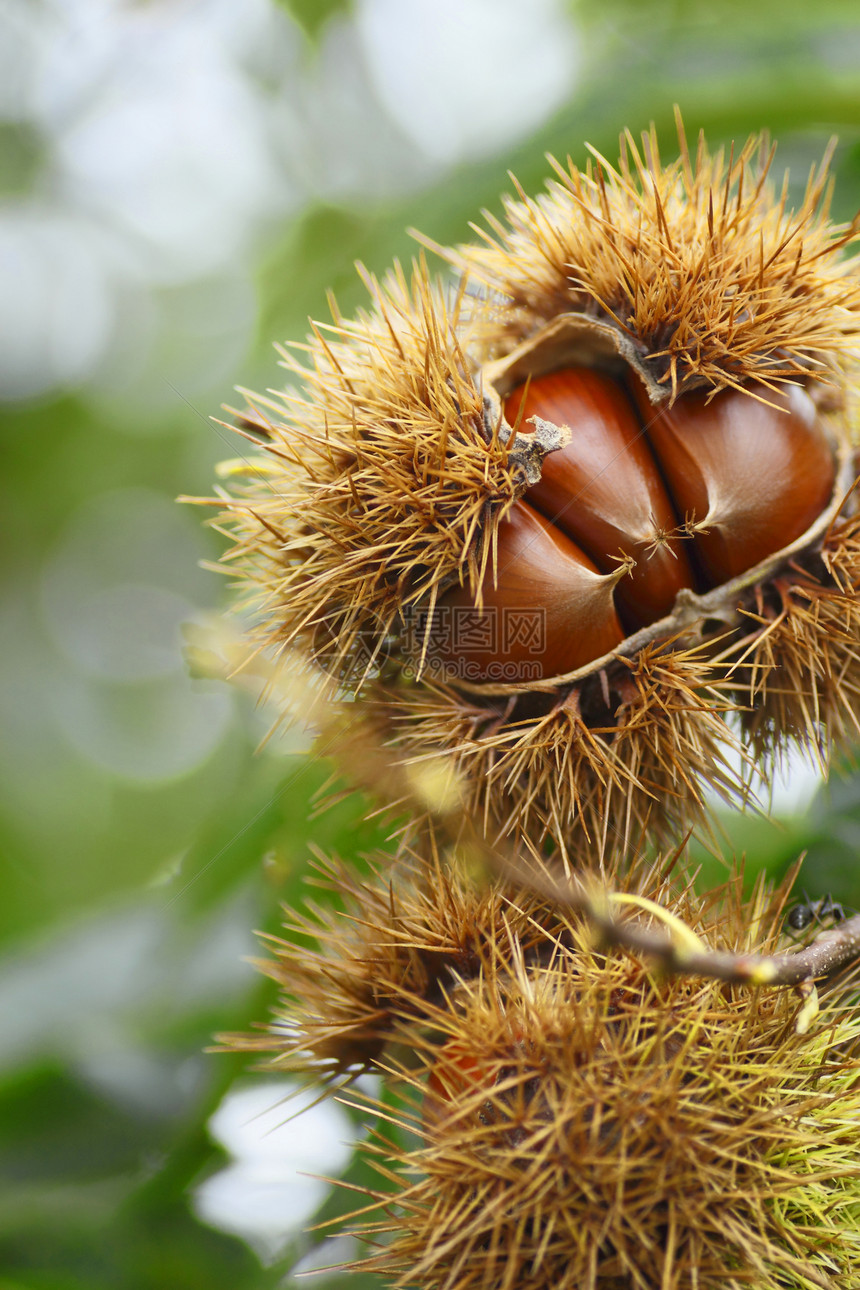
786, 894, 846, 932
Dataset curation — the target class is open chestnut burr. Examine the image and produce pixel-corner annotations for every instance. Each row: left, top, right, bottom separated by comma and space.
206, 120, 860, 859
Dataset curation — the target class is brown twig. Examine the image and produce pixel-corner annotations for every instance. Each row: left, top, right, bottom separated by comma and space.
504, 855, 860, 1031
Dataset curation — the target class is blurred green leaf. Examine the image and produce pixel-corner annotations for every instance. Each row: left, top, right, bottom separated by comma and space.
785, 763, 860, 908
0, 122, 46, 200
166, 752, 397, 917
275, 0, 352, 43
0, 1061, 266, 1290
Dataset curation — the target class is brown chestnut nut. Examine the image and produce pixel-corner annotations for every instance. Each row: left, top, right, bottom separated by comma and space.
629, 376, 837, 585
506, 368, 697, 629
429, 500, 625, 682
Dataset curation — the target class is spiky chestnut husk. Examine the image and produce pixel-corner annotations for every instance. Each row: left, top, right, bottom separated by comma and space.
333, 874, 860, 1290
325, 640, 744, 864
205, 262, 557, 674
218, 843, 583, 1085
440, 117, 859, 397
201, 122, 860, 858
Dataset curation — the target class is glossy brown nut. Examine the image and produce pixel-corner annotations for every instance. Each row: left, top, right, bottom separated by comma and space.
424, 1043, 485, 1126
629, 377, 837, 586
429, 501, 625, 681
424, 1033, 533, 1133
506, 369, 696, 629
